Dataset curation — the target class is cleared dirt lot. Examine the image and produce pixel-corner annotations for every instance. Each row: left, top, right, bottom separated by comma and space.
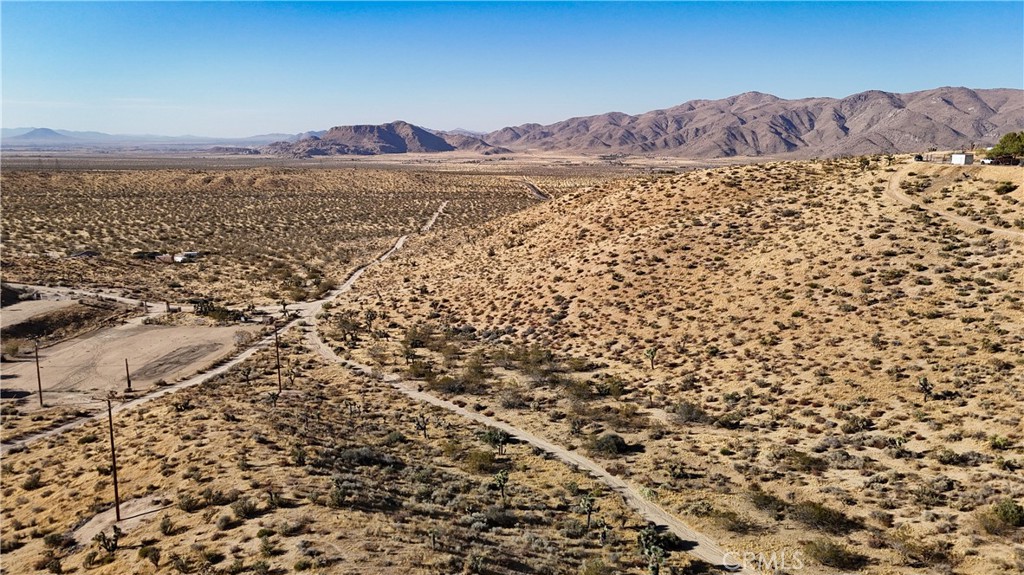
0, 298, 76, 330
1, 320, 255, 409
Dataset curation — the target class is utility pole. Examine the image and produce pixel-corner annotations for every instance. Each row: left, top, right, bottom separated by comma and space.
124, 359, 132, 392
34, 340, 43, 408
274, 322, 283, 393
106, 399, 121, 522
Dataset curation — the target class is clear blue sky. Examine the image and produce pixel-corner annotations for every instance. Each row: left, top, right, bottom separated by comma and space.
2, 1, 1022, 137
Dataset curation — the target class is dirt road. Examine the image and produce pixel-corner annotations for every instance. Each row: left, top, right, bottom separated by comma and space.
523, 179, 551, 200
1, 201, 451, 451
4, 199, 748, 572
885, 165, 1024, 241
302, 202, 747, 572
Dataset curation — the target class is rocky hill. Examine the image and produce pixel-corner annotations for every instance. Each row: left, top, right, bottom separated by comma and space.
486, 87, 1024, 157
264, 121, 509, 157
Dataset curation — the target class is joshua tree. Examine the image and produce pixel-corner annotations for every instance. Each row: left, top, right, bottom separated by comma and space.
918, 376, 933, 401
638, 524, 666, 575
239, 364, 256, 385
364, 309, 378, 331
93, 525, 122, 553
644, 347, 658, 370
480, 427, 511, 455
493, 469, 510, 507
578, 491, 597, 531
414, 413, 430, 439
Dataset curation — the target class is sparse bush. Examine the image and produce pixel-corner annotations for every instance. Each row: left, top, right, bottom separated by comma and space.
803, 538, 868, 569
231, 497, 259, 519
791, 500, 860, 534
587, 433, 629, 457
578, 559, 614, 575
21, 471, 42, 491
670, 400, 709, 424
464, 449, 498, 473
139, 545, 161, 566
177, 492, 204, 512
979, 498, 1024, 535
160, 515, 175, 535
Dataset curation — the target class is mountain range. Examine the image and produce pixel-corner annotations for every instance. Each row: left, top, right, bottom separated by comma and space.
265, 87, 1022, 158
4, 87, 1022, 158
0, 127, 295, 147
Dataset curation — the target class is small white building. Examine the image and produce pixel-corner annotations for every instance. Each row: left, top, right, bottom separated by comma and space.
951, 153, 974, 165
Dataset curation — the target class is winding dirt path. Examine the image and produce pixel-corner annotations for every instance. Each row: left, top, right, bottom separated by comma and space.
4, 200, 746, 571
306, 351, 747, 572
884, 165, 1024, 241
1, 202, 452, 452
304, 202, 748, 572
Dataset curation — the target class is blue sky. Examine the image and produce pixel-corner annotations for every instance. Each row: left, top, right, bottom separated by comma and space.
2, 2, 1022, 137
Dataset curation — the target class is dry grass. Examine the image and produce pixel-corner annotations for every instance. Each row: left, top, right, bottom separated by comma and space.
0, 331, 690, 574
1, 167, 548, 306
3, 156, 1021, 574
331, 156, 1024, 574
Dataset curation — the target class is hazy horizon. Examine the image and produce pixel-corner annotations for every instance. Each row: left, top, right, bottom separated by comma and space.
3, 2, 1022, 138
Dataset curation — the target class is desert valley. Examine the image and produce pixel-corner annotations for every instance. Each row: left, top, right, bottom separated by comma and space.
3, 84, 1023, 575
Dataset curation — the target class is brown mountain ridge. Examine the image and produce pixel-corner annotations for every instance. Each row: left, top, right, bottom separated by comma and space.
264, 87, 1023, 158
486, 87, 1023, 157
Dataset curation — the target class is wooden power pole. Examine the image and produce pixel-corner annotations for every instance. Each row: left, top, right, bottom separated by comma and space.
274, 323, 283, 393
34, 341, 43, 408
106, 399, 122, 522
124, 358, 132, 392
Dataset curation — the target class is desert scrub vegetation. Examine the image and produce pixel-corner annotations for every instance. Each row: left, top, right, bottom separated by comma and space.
0, 167, 543, 305
336, 156, 1024, 574
0, 328, 698, 574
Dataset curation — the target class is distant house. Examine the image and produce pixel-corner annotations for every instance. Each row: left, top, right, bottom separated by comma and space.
173, 251, 200, 263
951, 153, 974, 165
155, 254, 174, 264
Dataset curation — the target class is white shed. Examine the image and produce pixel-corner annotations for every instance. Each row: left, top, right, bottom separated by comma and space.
951, 153, 974, 165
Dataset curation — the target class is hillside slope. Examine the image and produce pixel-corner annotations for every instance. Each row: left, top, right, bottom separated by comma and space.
350, 158, 1024, 574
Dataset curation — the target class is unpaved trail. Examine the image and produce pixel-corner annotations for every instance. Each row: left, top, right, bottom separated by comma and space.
2, 283, 192, 315
5, 201, 747, 572
0, 228, 415, 453
885, 165, 1024, 241
523, 179, 551, 200
303, 205, 748, 573
421, 200, 448, 232
302, 342, 747, 571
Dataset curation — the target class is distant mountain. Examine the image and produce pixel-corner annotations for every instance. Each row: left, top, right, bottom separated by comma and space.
445, 128, 488, 138
1, 128, 294, 148
264, 121, 509, 157
485, 87, 1024, 157
8, 127, 77, 143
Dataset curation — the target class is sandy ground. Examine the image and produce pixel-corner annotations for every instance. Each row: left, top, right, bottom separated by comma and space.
71, 495, 170, 546
1, 321, 254, 409
0, 298, 78, 330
